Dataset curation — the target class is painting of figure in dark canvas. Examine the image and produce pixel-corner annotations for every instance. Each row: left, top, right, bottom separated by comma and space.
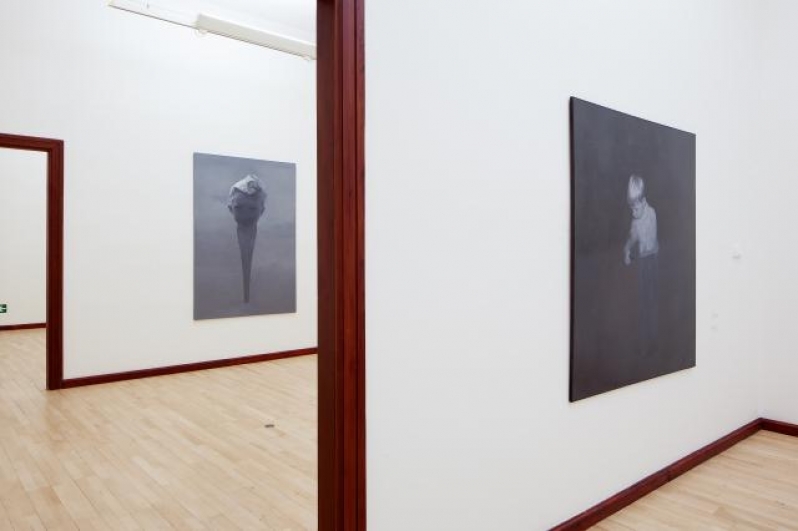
194, 153, 296, 320
569, 98, 696, 401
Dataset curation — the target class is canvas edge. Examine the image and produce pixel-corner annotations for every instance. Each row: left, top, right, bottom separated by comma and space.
568, 96, 579, 402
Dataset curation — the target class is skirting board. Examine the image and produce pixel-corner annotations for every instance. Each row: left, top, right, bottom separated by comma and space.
550, 417, 798, 530
61, 347, 317, 389
760, 418, 798, 438
0, 323, 46, 332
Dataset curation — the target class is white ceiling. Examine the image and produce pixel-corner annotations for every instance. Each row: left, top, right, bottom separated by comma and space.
160, 0, 315, 42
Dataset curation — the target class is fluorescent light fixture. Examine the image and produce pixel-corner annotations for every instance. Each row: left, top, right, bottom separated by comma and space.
195, 14, 315, 60
108, 0, 316, 60
108, 0, 196, 28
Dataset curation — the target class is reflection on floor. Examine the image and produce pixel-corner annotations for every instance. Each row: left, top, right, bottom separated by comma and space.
592, 430, 798, 530
0, 329, 317, 530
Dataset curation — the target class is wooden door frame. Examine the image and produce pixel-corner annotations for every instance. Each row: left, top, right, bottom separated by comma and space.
3, 1, 366, 523
0, 133, 64, 390
317, 0, 366, 529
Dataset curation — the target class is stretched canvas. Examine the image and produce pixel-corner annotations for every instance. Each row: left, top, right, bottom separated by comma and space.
570, 98, 696, 401
194, 153, 296, 320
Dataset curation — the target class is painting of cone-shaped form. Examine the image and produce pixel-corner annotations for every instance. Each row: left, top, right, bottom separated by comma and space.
229, 175, 266, 303
194, 153, 296, 320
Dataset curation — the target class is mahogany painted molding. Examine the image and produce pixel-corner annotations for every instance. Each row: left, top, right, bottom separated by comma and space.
551, 418, 798, 530
760, 418, 798, 438
0, 133, 64, 390
317, 0, 366, 529
61, 348, 317, 388
0, 323, 47, 332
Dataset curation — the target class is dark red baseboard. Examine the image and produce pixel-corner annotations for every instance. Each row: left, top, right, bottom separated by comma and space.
0, 323, 46, 332
761, 418, 798, 438
551, 417, 798, 530
61, 347, 317, 389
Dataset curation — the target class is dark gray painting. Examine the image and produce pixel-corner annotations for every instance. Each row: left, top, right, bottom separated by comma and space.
569, 98, 696, 401
194, 153, 296, 320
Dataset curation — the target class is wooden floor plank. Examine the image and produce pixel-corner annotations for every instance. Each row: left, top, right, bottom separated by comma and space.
0, 329, 317, 530
594, 431, 798, 530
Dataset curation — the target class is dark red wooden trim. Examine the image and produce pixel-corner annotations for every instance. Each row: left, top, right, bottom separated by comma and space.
665, 419, 761, 478
761, 418, 798, 437
317, 0, 366, 528
550, 418, 763, 530
0, 133, 64, 390
0, 323, 47, 332
60, 348, 317, 388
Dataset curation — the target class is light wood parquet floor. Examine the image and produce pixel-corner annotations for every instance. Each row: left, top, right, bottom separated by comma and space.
8, 329, 797, 530
0, 329, 317, 530
592, 430, 798, 530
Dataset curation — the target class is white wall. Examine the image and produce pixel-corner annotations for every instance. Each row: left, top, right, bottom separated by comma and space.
0, 0, 316, 378
756, 2, 798, 425
366, 1, 769, 529
0, 148, 47, 326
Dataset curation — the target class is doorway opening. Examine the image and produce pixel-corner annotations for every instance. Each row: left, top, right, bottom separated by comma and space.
0, 0, 365, 526
0, 133, 63, 391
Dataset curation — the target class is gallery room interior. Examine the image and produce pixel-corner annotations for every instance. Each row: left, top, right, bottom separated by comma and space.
1, 0, 798, 530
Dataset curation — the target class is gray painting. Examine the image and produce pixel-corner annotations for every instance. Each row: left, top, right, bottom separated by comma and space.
570, 98, 696, 401
194, 153, 296, 320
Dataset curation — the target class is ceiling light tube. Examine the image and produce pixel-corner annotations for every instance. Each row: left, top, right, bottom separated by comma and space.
108, 0, 196, 28
107, 0, 316, 60
196, 14, 316, 60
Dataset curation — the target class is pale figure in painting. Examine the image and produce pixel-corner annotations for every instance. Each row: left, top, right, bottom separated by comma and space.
623, 174, 659, 355
228, 174, 267, 303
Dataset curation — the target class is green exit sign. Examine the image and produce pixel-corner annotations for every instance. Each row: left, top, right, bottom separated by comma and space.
0, 304, 6, 314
